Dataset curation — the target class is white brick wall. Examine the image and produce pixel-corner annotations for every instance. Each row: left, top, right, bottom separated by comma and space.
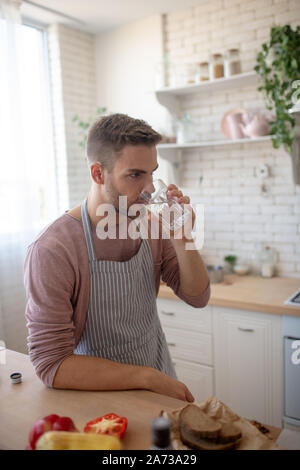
164, 0, 300, 278
47, 24, 97, 212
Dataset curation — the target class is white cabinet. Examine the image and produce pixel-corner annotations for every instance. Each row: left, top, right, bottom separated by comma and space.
158, 298, 212, 333
165, 327, 213, 366
157, 297, 283, 427
157, 298, 214, 402
212, 306, 283, 427
171, 359, 214, 403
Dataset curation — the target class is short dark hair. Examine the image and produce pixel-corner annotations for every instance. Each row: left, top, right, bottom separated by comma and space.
86, 113, 162, 171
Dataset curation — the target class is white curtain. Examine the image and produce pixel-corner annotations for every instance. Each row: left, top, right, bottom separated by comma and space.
0, 0, 22, 22
0, 0, 58, 352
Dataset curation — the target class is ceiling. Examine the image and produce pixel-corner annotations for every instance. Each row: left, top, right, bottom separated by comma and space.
21, 0, 204, 34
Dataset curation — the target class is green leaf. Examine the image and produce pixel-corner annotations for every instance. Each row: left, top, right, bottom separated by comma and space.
255, 24, 299, 152
96, 106, 107, 114
72, 106, 110, 149
291, 58, 298, 69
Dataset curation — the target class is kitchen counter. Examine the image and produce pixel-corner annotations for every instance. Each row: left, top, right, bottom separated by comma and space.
159, 275, 300, 317
0, 349, 282, 450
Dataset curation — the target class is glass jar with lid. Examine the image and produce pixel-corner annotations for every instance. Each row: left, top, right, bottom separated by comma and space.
209, 53, 224, 80
182, 63, 196, 85
260, 245, 277, 278
225, 48, 242, 77
195, 62, 209, 82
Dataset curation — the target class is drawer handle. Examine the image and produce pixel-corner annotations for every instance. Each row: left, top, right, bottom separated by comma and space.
238, 327, 254, 332
161, 310, 175, 316
167, 342, 176, 347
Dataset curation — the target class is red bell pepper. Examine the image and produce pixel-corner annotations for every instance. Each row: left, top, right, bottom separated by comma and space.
84, 413, 128, 440
27, 414, 77, 450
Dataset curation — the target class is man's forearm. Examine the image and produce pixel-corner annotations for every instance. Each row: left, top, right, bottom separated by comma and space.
53, 354, 151, 391
52, 353, 195, 402
171, 238, 210, 296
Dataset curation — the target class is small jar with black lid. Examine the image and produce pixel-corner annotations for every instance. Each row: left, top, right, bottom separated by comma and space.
150, 416, 173, 450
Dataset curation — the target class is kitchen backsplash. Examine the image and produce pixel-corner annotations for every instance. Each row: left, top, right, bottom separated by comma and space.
163, 0, 300, 278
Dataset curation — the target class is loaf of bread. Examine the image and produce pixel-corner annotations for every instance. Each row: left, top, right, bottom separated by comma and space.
217, 423, 242, 444
180, 429, 239, 450
179, 405, 242, 450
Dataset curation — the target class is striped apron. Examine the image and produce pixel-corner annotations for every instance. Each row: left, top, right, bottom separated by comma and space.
74, 198, 177, 379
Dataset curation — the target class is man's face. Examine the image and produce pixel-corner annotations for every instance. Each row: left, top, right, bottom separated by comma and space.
104, 144, 158, 217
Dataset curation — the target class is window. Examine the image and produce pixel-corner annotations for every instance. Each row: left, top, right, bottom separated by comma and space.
0, 18, 58, 353
0, 19, 58, 235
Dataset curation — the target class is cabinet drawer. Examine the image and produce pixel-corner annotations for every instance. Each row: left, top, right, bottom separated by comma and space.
172, 359, 214, 402
164, 327, 213, 366
157, 298, 212, 334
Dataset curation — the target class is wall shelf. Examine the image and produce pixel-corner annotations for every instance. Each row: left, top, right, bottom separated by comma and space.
157, 136, 272, 185
155, 71, 258, 116
157, 135, 272, 150
154, 70, 300, 186
156, 71, 257, 96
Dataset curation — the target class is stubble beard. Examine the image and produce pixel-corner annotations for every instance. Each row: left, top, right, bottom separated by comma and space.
105, 178, 140, 220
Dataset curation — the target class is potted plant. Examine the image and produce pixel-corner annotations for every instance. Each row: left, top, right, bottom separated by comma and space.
72, 106, 108, 149
224, 255, 237, 273
254, 25, 300, 154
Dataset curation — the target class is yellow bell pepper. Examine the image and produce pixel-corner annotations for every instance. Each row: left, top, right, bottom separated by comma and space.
35, 431, 122, 450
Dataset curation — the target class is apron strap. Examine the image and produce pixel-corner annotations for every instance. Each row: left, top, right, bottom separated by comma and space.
81, 197, 149, 262
81, 198, 97, 261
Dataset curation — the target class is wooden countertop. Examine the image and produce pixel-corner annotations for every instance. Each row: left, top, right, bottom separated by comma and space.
0, 350, 282, 450
159, 275, 300, 317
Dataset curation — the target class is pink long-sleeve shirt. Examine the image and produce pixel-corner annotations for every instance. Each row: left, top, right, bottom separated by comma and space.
24, 210, 210, 388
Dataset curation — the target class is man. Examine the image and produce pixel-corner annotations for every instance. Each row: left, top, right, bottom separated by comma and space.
24, 113, 210, 403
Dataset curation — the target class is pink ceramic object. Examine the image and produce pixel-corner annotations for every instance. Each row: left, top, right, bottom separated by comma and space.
239, 111, 272, 138
221, 108, 247, 139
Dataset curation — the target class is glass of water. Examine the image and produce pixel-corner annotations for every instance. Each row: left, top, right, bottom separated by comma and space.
139, 179, 191, 232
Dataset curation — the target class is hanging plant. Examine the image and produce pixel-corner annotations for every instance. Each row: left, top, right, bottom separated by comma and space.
72, 106, 108, 149
254, 25, 300, 153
